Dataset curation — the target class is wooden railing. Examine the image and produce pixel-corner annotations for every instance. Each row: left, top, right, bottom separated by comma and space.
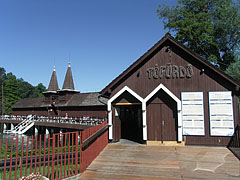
227, 124, 240, 160
0, 120, 108, 180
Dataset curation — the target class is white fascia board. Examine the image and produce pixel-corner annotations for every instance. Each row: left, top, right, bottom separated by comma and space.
144, 83, 181, 111
108, 86, 144, 105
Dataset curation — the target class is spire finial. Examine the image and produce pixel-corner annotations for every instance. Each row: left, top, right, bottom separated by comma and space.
53, 65, 56, 71
68, 61, 71, 67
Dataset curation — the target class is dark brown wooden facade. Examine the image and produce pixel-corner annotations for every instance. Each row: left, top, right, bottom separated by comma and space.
101, 33, 240, 146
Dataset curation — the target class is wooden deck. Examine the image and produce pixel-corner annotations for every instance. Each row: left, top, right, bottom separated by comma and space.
79, 143, 240, 180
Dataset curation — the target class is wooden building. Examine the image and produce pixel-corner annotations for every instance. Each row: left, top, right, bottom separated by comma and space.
100, 33, 240, 146
12, 63, 107, 118
12, 34, 240, 146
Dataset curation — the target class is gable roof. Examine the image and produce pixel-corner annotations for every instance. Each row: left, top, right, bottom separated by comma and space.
101, 33, 240, 95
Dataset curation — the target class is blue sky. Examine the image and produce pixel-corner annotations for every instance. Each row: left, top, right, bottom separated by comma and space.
0, 0, 177, 92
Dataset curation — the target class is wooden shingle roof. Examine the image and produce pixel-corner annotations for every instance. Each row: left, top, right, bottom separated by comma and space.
62, 62, 75, 90
47, 67, 59, 92
12, 92, 107, 109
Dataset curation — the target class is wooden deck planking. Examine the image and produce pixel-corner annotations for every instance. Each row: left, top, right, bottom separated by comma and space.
79, 144, 240, 180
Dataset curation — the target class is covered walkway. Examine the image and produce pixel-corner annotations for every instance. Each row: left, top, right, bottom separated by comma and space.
79, 144, 240, 180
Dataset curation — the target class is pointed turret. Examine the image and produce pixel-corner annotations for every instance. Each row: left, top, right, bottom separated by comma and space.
47, 66, 59, 92
62, 62, 75, 90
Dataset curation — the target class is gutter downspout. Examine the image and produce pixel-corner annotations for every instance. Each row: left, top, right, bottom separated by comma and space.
97, 94, 109, 105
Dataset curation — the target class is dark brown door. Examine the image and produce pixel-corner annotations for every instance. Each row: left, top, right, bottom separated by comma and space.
147, 90, 177, 141
113, 107, 121, 142
147, 103, 162, 141
160, 102, 177, 141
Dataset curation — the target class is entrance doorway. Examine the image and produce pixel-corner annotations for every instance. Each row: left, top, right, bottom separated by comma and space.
113, 105, 143, 143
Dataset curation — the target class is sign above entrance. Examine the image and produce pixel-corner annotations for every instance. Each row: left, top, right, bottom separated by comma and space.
147, 63, 193, 79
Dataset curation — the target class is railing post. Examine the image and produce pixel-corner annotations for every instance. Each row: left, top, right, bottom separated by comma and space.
56, 134, 59, 179
8, 138, 14, 180
35, 136, 38, 174
3, 138, 8, 180
30, 136, 34, 174
43, 134, 46, 177
60, 133, 64, 178
14, 137, 18, 180
51, 134, 55, 180
47, 135, 50, 178
39, 135, 42, 174
75, 132, 78, 174
24, 136, 28, 177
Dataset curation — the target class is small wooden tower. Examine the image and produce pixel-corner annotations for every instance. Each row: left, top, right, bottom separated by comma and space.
58, 62, 79, 103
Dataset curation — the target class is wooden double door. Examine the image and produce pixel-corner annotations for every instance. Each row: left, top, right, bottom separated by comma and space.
147, 90, 178, 141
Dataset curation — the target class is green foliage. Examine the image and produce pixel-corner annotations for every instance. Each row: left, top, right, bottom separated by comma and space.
157, 0, 240, 71
0, 67, 46, 115
226, 56, 240, 82
0, 68, 6, 115
4, 73, 19, 114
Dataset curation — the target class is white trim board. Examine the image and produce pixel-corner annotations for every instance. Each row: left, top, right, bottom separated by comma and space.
144, 83, 183, 142
107, 86, 144, 140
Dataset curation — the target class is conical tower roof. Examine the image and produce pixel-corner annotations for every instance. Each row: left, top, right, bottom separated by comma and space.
47, 66, 59, 92
62, 62, 75, 90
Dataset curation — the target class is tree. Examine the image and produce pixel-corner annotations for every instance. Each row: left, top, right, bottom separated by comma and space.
4, 73, 19, 114
157, 0, 240, 71
30, 83, 46, 98
18, 78, 35, 99
225, 51, 240, 81
0, 67, 6, 114
0, 67, 47, 115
